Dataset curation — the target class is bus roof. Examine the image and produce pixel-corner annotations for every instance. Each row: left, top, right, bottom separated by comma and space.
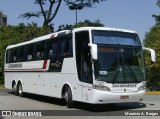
6, 27, 137, 49
6, 30, 71, 49
72, 27, 136, 34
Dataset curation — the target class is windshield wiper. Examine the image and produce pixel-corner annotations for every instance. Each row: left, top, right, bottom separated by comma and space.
125, 63, 138, 83
112, 65, 121, 84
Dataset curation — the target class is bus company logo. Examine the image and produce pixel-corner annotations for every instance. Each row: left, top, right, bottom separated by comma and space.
2, 111, 11, 116
113, 84, 137, 88
8, 63, 22, 69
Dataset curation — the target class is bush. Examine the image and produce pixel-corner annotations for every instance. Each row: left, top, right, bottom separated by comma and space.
144, 24, 160, 91
0, 23, 49, 83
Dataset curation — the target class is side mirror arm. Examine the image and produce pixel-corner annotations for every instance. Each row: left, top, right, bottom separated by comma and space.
143, 47, 156, 62
88, 43, 98, 60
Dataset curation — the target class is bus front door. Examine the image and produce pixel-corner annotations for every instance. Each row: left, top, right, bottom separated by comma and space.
81, 48, 93, 103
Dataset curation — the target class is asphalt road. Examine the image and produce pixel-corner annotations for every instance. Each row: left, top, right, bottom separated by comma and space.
0, 89, 160, 119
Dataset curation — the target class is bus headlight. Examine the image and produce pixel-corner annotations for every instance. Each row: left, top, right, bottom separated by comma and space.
93, 85, 110, 91
138, 86, 146, 91
138, 82, 146, 91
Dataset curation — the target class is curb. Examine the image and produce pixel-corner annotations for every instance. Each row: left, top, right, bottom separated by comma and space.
145, 92, 160, 95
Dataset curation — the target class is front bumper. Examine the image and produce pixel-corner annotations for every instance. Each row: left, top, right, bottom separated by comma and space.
91, 89, 145, 104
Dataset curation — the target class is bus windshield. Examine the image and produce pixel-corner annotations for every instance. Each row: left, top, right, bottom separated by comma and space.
92, 30, 145, 83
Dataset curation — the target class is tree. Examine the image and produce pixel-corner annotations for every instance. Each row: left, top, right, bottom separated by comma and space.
74, 19, 104, 28
57, 19, 104, 31
0, 24, 49, 83
143, 24, 160, 90
19, 0, 62, 31
157, 0, 160, 7
152, 0, 160, 24
19, 0, 106, 30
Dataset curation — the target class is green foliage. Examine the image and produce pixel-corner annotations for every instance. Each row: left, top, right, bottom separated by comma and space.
57, 19, 104, 31
65, 0, 106, 8
74, 19, 104, 28
157, 0, 160, 7
0, 23, 49, 83
19, 0, 62, 29
143, 24, 160, 90
153, 0, 160, 24
152, 14, 160, 25
0, 78, 3, 84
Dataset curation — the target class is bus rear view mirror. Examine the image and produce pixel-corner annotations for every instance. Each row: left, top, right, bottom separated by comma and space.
88, 43, 98, 60
143, 47, 156, 62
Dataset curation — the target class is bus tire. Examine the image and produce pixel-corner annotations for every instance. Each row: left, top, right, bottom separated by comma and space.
18, 82, 24, 97
64, 86, 74, 108
12, 82, 18, 95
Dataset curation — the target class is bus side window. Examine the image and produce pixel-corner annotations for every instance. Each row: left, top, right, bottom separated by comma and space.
11, 48, 18, 63
35, 41, 45, 60
17, 46, 24, 62
59, 39, 66, 57
48, 50, 53, 58
13, 56, 16, 62
63, 38, 73, 57
46, 38, 60, 71
23, 46, 28, 61
26, 44, 34, 61
37, 52, 43, 59
68, 38, 73, 57
46, 39, 58, 59
6, 49, 10, 63
61, 36, 73, 58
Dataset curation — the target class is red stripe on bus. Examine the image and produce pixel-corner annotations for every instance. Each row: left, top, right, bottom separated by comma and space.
50, 34, 55, 38
42, 60, 48, 69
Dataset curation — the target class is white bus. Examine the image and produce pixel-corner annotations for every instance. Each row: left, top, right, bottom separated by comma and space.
4, 27, 155, 108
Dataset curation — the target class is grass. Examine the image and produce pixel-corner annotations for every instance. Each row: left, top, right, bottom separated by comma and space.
0, 78, 5, 90
0, 84, 5, 90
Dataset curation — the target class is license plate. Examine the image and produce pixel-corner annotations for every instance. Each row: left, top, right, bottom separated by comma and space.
120, 96, 129, 99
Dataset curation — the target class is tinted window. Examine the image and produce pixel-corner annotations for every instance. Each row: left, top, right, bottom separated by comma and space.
6, 49, 11, 63
10, 48, 18, 63
35, 41, 45, 60
46, 39, 58, 59
92, 30, 141, 46
45, 34, 73, 72
75, 31, 93, 84
6, 34, 73, 65
26, 44, 34, 61
17, 46, 24, 62
59, 39, 72, 57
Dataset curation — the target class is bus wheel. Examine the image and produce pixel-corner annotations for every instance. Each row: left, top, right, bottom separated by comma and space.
64, 86, 74, 108
18, 82, 24, 97
12, 82, 18, 95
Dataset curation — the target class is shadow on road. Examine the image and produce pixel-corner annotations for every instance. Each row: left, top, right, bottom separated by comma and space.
8, 91, 67, 107
4, 89, 146, 112
75, 102, 146, 112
